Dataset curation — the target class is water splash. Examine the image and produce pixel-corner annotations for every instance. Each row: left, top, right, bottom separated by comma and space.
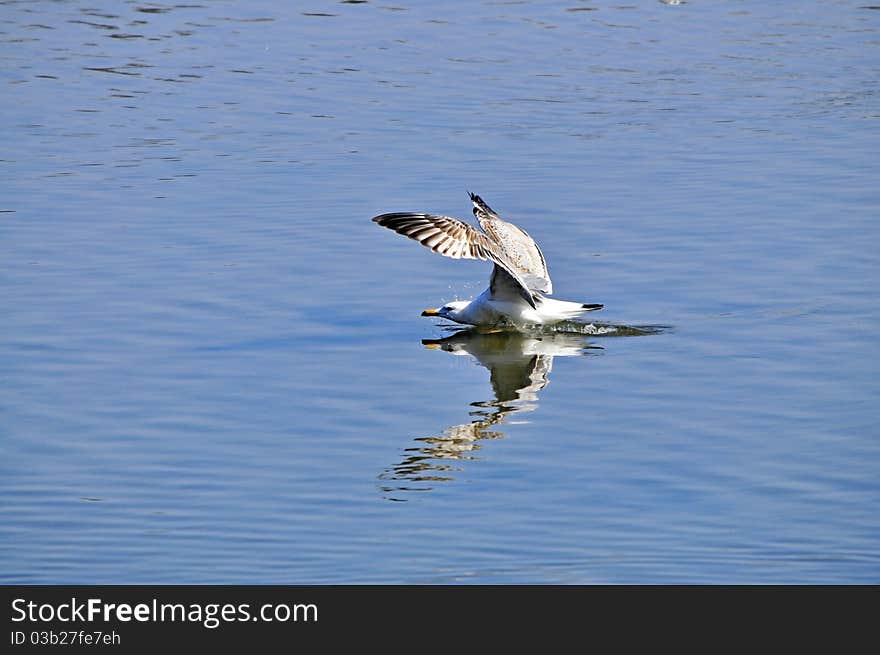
433, 321, 670, 338
546, 321, 670, 337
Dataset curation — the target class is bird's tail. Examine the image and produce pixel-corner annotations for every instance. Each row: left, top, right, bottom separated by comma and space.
537, 298, 604, 321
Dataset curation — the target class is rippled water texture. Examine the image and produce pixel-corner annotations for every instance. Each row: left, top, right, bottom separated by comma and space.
2, 1, 878, 583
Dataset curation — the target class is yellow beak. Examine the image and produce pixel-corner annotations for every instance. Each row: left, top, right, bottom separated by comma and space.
421, 308, 440, 316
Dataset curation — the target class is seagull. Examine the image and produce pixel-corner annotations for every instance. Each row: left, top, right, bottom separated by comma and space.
372, 192, 603, 327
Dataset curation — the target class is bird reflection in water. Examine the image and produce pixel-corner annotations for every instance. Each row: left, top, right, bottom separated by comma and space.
379, 326, 603, 501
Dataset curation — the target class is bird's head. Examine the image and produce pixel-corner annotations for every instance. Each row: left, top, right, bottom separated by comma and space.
421, 301, 470, 322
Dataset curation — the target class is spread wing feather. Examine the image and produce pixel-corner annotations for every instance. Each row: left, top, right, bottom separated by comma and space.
469, 193, 552, 294
372, 212, 538, 309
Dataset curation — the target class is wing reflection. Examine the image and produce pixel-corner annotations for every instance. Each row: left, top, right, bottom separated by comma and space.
379, 328, 599, 501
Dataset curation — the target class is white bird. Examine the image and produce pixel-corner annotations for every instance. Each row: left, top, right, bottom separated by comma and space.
372, 193, 603, 327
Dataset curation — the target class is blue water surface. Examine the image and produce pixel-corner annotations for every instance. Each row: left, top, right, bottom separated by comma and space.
1, 0, 878, 583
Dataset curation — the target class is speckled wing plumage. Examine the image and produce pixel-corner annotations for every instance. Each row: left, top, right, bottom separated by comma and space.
468, 192, 552, 295
371, 209, 539, 309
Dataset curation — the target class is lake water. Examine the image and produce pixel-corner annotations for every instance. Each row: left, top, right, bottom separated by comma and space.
1, 0, 878, 584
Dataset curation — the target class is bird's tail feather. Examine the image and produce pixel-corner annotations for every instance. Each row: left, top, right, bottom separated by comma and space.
537, 298, 604, 320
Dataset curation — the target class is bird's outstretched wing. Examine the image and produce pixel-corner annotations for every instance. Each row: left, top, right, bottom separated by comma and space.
372, 212, 538, 309
468, 193, 552, 294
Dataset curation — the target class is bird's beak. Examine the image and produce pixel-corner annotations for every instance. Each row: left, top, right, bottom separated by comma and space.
421, 308, 440, 316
